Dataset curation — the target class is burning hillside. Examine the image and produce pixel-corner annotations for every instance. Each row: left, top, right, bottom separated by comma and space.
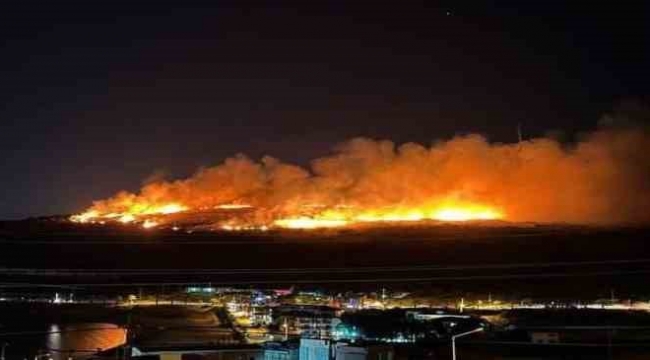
71, 127, 650, 230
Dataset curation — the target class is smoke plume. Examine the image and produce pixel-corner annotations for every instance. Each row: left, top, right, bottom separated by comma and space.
77, 125, 650, 226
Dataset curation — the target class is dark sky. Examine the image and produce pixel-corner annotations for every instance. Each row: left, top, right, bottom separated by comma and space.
0, 1, 648, 219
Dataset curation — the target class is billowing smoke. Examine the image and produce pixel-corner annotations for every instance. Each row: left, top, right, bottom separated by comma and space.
76, 125, 650, 227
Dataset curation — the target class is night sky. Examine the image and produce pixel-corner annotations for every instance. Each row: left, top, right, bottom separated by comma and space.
0, 1, 648, 219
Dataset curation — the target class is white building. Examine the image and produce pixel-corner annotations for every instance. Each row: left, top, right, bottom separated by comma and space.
299, 338, 331, 360
263, 342, 298, 360
296, 340, 393, 360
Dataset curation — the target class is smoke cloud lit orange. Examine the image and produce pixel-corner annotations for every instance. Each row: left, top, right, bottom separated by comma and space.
71, 126, 650, 229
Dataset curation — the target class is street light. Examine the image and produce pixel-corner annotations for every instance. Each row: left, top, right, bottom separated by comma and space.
451, 327, 483, 360
1, 342, 8, 360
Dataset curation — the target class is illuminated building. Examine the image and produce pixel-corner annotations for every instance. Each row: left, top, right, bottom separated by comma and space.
262, 342, 298, 360
251, 306, 273, 326
299, 339, 331, 360
226, 293, 252, 315
295, 340, 394, 360
273, 306, 338, 338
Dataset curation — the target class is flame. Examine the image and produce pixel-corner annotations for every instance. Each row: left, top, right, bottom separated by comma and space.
154, 203, 187, 214
70, 127, 650, 230
119, 214, 136, 223
431, 206, 502, 222
71, 200, 503, 230
70, 210, 100, 223
215, 204, 254, 210
274, 217, 349, 229
142, 220, 159, 229
70, 203, 186, 225
220, 224, 269, 231
271, 203, 503, 229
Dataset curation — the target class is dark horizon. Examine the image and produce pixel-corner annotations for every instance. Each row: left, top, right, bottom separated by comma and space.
1, 1, 648, 219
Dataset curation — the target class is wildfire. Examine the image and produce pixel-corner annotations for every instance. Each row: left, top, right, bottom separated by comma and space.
70, 210, 100, 223
71, 201, 503, 230
355, 206, 502, 223
272, 203, 504, 229
119, 214, 136, 223
432, 207, 502, 222
69, 128, 650, 230
155, 203, 187, 214
215, 204, 254, 210
70, 202, 187, 226
142, 219, 159, 229
274, 217, 350, 229
221, 224, 269, 231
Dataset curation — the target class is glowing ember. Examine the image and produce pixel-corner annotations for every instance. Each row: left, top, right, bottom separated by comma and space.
215, 204, 254, 210
220, 223, 267, 231
70, 203, 186, 224
355, 211, 426, 223
274, 217, 349, 229
142, 220, 158, 229
431, 206, 502, 222
119, 214, 136, 223
70, 194, 503, 230
154, 203, 187, 214
70, 194, 504, 230
70, 210, 99, 223
270, 203, 504, 229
